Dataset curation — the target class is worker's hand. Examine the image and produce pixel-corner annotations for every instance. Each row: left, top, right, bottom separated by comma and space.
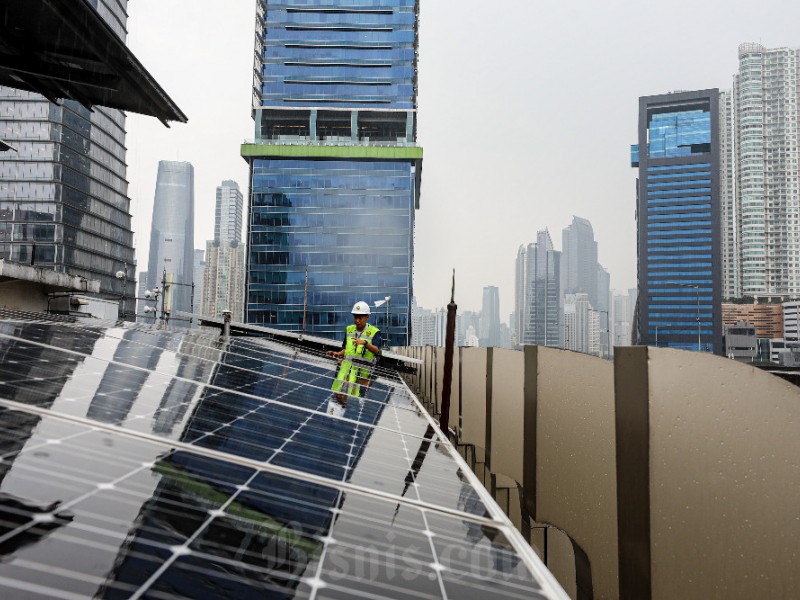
354, 339, 366, 346
326, 350, 338, 358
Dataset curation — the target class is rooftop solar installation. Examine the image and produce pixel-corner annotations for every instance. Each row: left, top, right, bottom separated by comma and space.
0, 309, 567, 599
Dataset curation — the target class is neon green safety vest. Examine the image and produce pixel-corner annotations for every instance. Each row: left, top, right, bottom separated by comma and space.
344, 323, 379, 361
331, 323, 380, 398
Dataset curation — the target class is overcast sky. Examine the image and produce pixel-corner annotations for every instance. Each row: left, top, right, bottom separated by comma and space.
125, 0, 800, 320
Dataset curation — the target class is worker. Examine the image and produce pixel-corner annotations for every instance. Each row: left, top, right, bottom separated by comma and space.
326, 300, 382, 404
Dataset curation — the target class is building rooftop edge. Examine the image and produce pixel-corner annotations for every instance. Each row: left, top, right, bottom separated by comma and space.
0, 260, 101, 293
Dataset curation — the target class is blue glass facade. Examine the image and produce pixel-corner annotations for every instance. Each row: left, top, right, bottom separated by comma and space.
634, 92, 723, 353
244, 0, 420, 346
261, 1, 417, 109
247, 159, 415, 341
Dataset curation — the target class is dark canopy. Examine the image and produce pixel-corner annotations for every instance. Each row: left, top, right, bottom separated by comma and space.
0, 0, 187, 125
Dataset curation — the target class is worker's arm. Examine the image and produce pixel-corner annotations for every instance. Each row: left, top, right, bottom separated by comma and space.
326, 338, 347, 359
354, 331, 381, 356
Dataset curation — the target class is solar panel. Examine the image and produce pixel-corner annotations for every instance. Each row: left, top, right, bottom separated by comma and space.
0, 309, 567, 599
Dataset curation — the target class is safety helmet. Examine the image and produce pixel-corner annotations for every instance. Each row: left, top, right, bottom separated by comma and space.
351, 301, 371, 315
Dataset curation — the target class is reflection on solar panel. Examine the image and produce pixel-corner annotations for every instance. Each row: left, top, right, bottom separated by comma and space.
0, 309, 566, 599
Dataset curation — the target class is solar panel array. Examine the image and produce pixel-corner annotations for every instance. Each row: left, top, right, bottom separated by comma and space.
0, 309, 566, 599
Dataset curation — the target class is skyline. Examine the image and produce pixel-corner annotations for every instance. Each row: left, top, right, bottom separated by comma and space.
125, 0, 800, 318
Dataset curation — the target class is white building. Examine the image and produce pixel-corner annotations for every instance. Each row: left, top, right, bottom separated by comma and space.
411, 298, 436, 346
200, 180, 245, 321
464, 325, 479, 347
784, 301, 800, 341
728, 43, 800, 298
193, 249, 205, 315
201, 242, 245, 321
563, 293, 600, 356
612, 288, 637, 347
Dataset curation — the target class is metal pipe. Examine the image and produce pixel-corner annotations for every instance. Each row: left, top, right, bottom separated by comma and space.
440, 270, 457, 434
222, 310, 232, 339
302, 267, 308, 335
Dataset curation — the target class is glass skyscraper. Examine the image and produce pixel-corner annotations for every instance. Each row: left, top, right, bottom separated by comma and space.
561, 216, 598, 303
0, 0, 135, 315
147, 161, 195, 323
515, 230, 562, 348
242, 0, 422, 346
632, 90, 723, 353
479, 285, 501, 347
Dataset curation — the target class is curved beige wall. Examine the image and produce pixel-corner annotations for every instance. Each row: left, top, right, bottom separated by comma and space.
490, 348, 525, 482
460, 347, 487, 451
648, 348, 800, 599
434, 347, 445, 419
535, 347, 619, 600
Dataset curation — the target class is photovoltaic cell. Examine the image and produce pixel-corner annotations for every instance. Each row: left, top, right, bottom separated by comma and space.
0, 309, 566, 599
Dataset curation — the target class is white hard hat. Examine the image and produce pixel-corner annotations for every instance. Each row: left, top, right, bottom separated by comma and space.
351, 301, 371, 315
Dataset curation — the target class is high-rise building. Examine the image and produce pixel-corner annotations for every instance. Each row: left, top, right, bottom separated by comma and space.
0, 1, 136, 315
201, 180, 245, 321
136, 271, 148, 319
242, 0, 422, 346
202, 244, 245, 321
479, 285, 501, 347
632, 90, 723, 353
433, 307, 449, 347
562, 216, 598, 304
458, 311, 481, 347
517, 230, 562, 347
730, 44, 800, 299
410, 298, 435, 346
612, 289, 637, 347
215, 180, 243, 245
563, 293, 599, 355
147, 161, 195, 323
719, 90, 737, 299
193, 249, 206, 316
596, 263, 611, 356
514, 245, 527, 345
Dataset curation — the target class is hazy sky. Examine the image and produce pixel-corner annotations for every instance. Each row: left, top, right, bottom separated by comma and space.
125, 0, 800, 320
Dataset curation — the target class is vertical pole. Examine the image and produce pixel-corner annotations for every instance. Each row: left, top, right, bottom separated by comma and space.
161, 267, 167, 325
222, 310, 232, 339
439, 270, 457, 433
302, 267, 308, 335
351, 110, 358, 141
